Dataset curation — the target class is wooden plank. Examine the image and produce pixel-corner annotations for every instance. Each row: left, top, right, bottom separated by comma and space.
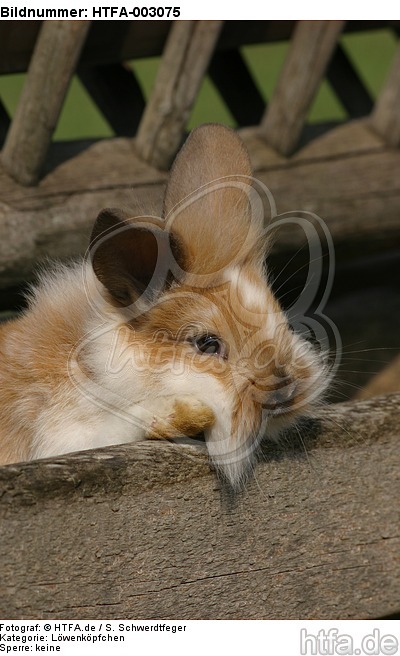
260, 20, 345, 156
208, 49, 265, 126
326, 44, 373, 118
1, 121, 400, 290
0, 394, 399, 619
135, 20, 223, 169
241, 119, 385, 170
78, 63, 145, 137
0, 138, 167, 288
370, 45, 400, 147
1, 21, 90, 186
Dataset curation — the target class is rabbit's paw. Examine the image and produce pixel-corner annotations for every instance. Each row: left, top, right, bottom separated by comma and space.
146, 396, 215, 439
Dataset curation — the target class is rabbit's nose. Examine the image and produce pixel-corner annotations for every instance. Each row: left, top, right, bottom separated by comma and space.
265, 379, 297, 411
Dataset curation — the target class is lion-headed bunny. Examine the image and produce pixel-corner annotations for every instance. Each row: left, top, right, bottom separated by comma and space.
0, 125, 325, 488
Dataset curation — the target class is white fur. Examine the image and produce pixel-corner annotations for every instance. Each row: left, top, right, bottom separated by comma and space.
225, 266, 266, 312
27, 265, 241, 473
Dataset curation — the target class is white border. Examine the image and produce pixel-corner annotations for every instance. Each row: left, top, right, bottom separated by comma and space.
0, 1, 397, 20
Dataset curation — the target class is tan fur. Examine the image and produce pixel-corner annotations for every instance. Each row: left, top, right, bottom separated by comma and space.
0, 267, 88, 464
147, 398, 215, 439
163, 124, 265, 278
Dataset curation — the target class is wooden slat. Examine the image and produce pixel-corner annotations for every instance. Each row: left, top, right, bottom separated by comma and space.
260, 20, 345, 156
1, 21, 90, 186
1, 121, 400, 290
135, 20, 223, 169
78, 63, 145, 137
0, 395, 399, 619
326, 44, 373, 118
208, 49, 265, 126
370, 45, 400, 147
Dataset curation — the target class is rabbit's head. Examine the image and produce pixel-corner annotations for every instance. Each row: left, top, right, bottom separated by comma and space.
89, 125, 326, 488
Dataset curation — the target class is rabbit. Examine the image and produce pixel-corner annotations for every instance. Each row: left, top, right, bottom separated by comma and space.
0, 124, 326, 489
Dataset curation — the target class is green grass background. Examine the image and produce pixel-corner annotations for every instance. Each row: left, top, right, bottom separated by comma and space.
0, 29, 397, 140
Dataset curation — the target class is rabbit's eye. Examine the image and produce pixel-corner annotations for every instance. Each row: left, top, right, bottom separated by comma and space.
193, 334, 226, 357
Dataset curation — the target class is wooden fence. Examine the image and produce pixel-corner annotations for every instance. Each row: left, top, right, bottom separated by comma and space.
0, 21, 399, 292
0, 20, 399, 619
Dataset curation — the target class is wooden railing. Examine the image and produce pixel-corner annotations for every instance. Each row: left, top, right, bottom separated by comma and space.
1, 395, 399, 619
0, 20, 399, 620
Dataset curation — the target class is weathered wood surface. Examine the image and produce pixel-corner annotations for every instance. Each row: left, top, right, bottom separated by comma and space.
136, 20, 223, 169
0, 138, 167, 289
0, 394, 399, 619
1, 21, 90, 186
1, 120, 400, 290
260, 20, 345, 155
371, 44, 400, 147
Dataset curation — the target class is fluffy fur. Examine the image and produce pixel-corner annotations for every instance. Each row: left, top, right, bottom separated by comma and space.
0, 124, 326, 488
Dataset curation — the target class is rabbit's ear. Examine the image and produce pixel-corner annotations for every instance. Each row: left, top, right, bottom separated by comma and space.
163, 124, 263, 276
90, 208, 182, 306
163, 124, 252, 210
